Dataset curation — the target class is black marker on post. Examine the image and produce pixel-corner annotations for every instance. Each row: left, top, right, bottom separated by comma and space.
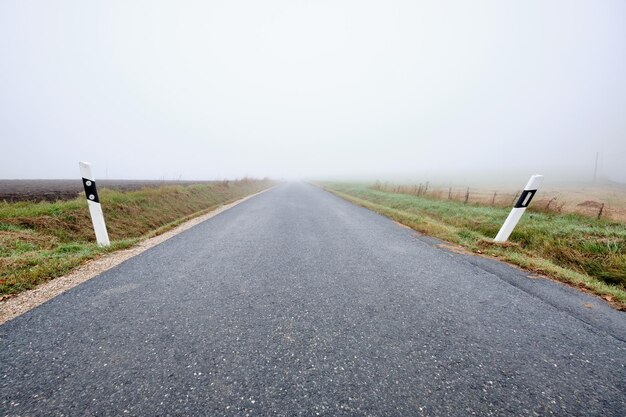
494, 175, 544, 243
79, 161, 110, 246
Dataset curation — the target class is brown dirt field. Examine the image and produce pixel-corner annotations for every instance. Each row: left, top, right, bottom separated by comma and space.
0, 179, 227, 202
526, 183, 626, 222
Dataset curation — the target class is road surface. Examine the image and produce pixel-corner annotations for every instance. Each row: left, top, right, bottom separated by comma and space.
1, 183, 625, 416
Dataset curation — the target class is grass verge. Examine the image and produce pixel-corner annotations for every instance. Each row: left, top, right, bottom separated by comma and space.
322, 183, 626, 310
0, 179, 273, 296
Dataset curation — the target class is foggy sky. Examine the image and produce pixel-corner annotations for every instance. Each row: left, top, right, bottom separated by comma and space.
1, 0, 625, 183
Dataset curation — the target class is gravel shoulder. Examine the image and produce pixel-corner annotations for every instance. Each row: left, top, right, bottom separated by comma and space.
0, 188, 271, 324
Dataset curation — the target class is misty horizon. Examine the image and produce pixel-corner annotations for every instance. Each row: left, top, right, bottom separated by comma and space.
1, 1, 625, 183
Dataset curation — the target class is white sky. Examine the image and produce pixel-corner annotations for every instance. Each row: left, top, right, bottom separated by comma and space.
1, 0, 625, 183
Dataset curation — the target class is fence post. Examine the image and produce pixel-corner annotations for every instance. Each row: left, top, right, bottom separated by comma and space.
494, 175, 544, 243
79, 161, 110, 246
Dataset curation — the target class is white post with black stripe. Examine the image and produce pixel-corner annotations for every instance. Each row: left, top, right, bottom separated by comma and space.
79, 161, 110, 247
494, 174, 544, 243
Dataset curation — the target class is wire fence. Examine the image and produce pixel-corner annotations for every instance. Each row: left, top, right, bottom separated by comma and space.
371, 181, 619, 221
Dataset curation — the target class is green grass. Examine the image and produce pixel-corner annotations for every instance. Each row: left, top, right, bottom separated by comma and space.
322, 182, 626, 309
0, 180, 273, 296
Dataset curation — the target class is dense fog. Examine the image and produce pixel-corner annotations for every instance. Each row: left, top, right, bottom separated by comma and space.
1, 1, 625, 184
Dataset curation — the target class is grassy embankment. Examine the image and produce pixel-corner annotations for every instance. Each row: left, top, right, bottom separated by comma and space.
0, 179, 273, 296
322, 183, 626, 309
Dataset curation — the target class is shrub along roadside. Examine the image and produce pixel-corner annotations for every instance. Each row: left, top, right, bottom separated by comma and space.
322, 183, 626, 309
0, 180, 273, 296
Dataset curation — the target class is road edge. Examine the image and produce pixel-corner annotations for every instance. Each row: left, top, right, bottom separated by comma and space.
316, 183, 626, 312
0, 187, 275, 325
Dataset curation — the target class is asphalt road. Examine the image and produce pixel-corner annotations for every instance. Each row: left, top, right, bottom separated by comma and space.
1, 183, 625, 416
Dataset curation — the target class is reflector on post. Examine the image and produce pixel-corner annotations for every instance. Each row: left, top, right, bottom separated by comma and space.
494, 175, 544, 243
79, 161, 110, 247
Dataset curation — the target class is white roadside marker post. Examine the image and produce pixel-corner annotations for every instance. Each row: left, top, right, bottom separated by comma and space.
79, 161, 110, 247
494, 174, 544, 243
